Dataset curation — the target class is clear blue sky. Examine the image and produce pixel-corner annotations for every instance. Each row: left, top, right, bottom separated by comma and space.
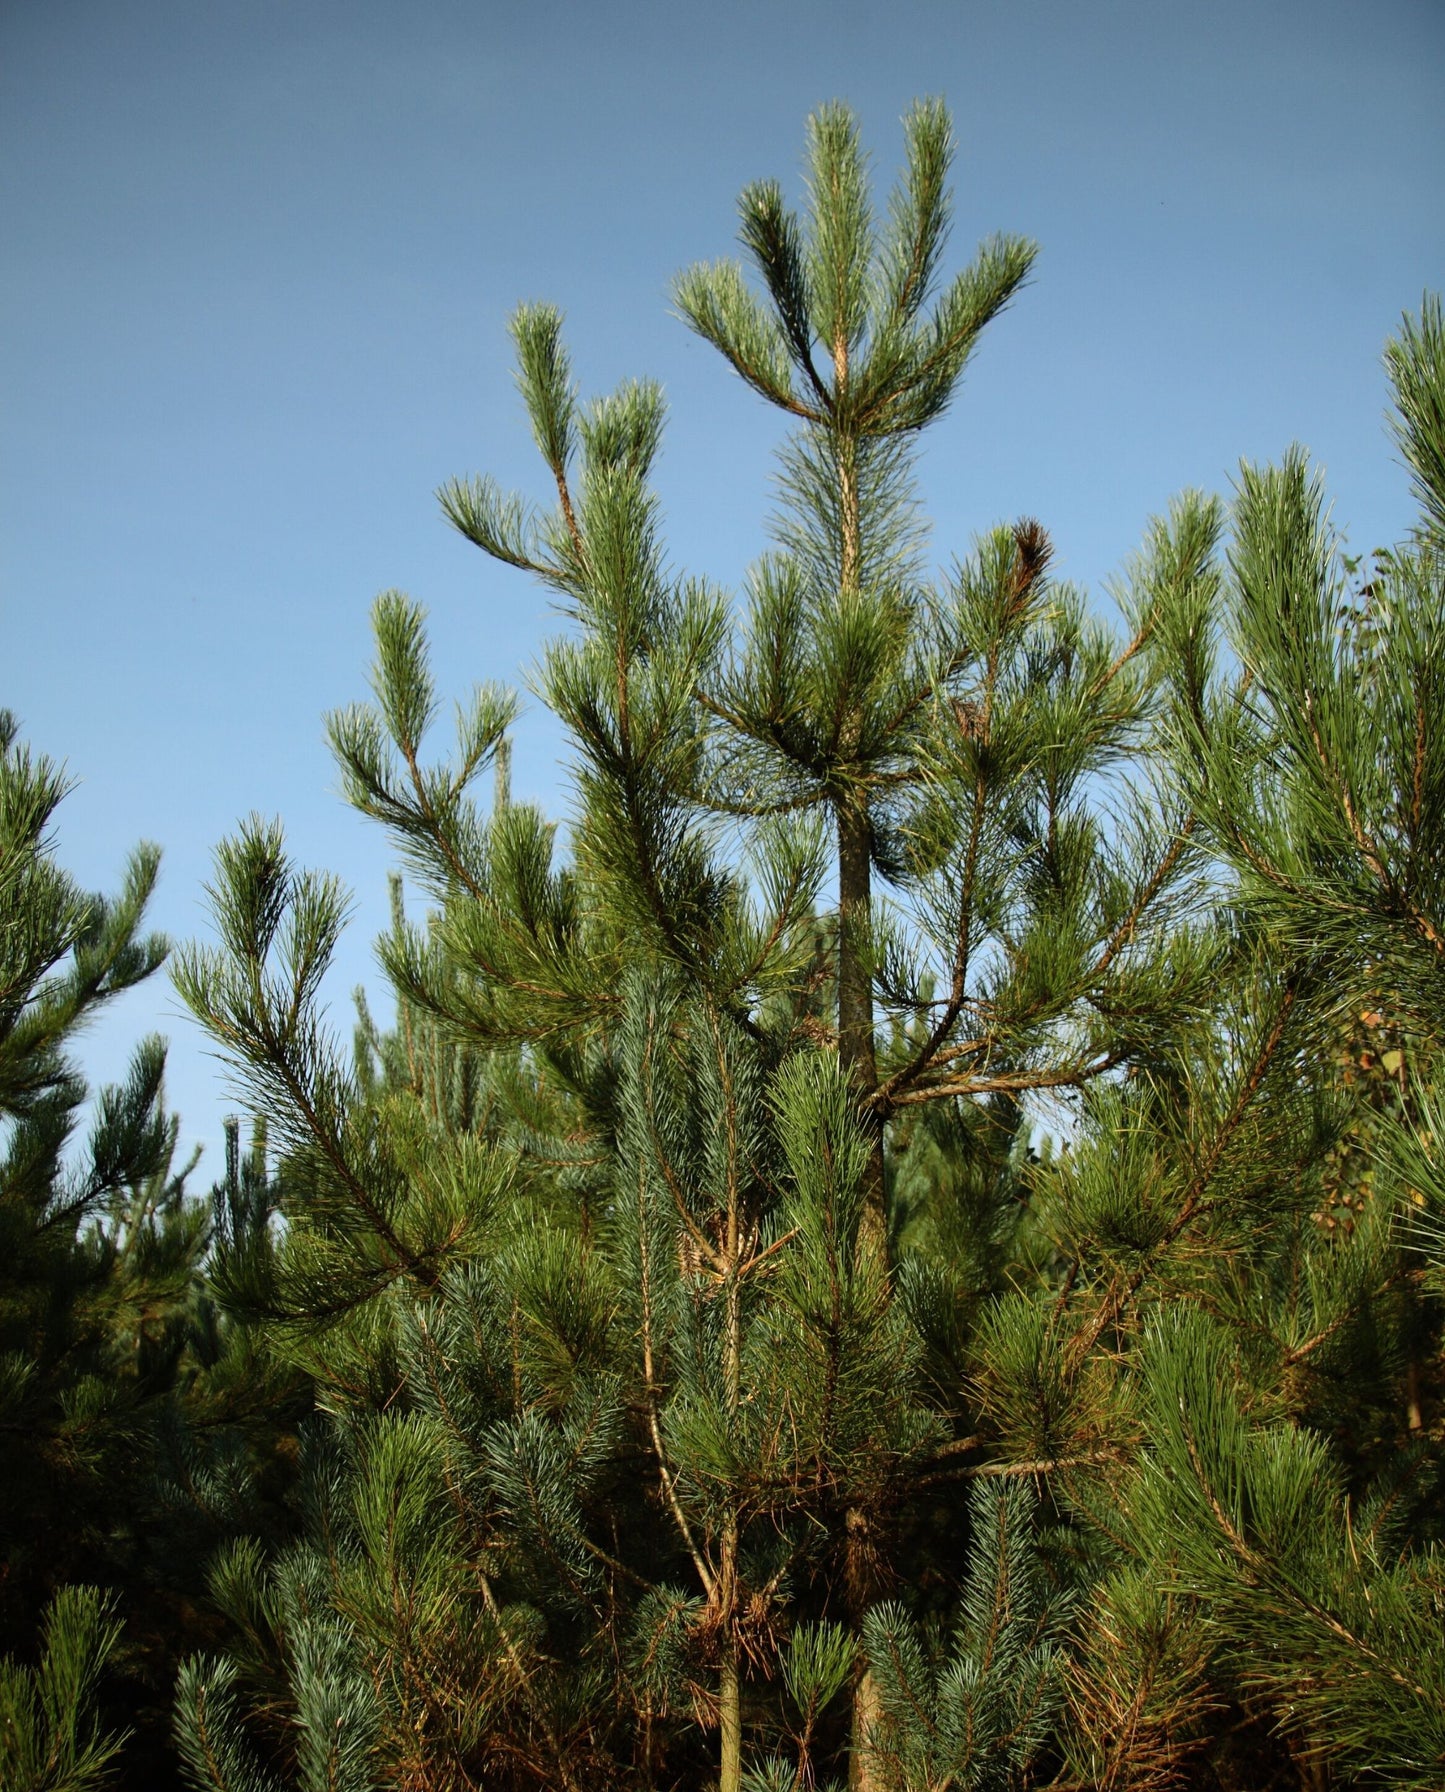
4, 0, 1443, 1175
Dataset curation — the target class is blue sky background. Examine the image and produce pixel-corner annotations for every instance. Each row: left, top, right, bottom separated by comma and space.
4, 0, 1443, 1176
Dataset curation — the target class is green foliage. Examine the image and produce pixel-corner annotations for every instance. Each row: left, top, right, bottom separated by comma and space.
1140, 1308, 1445, 1787
0, 717, 312, 1789
146, 97, 1445, 1792
863, 1483, 1065, 1791
1172, 317, 1445, 1036
1387, 292, 1445, 543
0, 1588, 126, 1792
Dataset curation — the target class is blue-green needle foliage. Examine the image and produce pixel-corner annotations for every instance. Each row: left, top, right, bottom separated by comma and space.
176, 1594, 381, 1792
862, 1483, 1065, 1792
173, 1358, 626, 1791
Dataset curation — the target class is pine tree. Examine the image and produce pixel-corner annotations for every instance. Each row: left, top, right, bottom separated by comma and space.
1, 710, 174, 1621
0, 714, 309, 1789
1132, 297, 1445, 1783
174, 103, 1216, 1792
979, 300, 1445, 1788
862, 1482, 1065, 1792
168, 97, 1445, 1792
0, 713, 217, 1780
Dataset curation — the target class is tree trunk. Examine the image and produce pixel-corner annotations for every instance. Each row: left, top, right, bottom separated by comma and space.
718, 1643, 743, 1792
719, 1174, 744, 1792
847, 1658, 886, 1792
718, 1505, 743, 1792
838, 793, 888, 1791
837, 794, 886, 1257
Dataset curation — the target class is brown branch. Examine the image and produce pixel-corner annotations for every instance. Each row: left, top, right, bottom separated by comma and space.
877, 1052, 1127, 1112
699, 334, 826, 422
1087, 610, 1156, 701
1230, 829, 1355, 914
1298, 692, 1441, 954
638, 1022, 729, 1280
875, 738, 990, 1113
927, 1433, 984, 1462
1181, 1424, 1429, 1702
953, 1448, 1125, 1481
215, 999, 426, 1283
1282, 1310, 1355, 1369
1052, 1256, 1081, 1320
399, 736, 486, 901
633, 1154, 717, 1601
552, 462, 584, 562
579, 1533, 654, 1591
473, 1560, 585, 1792
1089, 816, 1195, 983
736, 1226, 801, 1280
917, 1033, 990, 1070
1068, 983, 1297, 1369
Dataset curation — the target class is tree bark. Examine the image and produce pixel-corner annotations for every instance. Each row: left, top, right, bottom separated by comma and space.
718, 1642, 743, 1792
718, 1504, 742, 1792
718, 1145, 745, 1792
847, 1658, 886, 1792
838, 792, 889, 1792
837, 794, 886, 1257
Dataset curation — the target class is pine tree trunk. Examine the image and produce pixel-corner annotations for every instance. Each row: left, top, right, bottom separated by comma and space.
847, 1659, 886, 1792
837, 795, 886, 1255
719, 1177, 745, 1792
718, 1502, 743, 1792
718, 1644, 743, 1792
838, 793, 887, 1791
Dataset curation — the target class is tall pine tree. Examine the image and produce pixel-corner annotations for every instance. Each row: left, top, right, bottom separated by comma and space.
168, 103, 1445, 1792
